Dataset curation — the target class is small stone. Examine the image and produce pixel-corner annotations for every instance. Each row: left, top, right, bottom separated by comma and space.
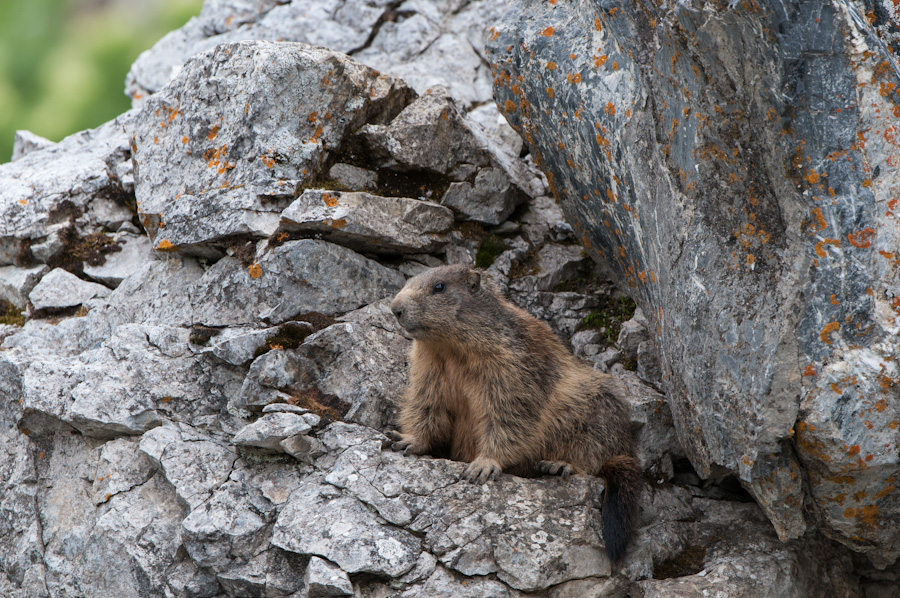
279, 434, 325, 463
328, 163, 377, 191
262, 403, 311, 415
277, 190, 453, 255
440, 167, 520, 225
28, 268, 111, 310
0, 264, 48, 307
304, 556, 354, 597
232, 413, 314, 451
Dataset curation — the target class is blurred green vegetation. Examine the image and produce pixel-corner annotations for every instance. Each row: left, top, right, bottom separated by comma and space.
0, 0, 203, 163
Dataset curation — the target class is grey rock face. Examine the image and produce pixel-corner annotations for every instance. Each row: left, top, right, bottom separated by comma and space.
278, 190, 453, 254
488, 0, 900, 564
130, 40, 413, 255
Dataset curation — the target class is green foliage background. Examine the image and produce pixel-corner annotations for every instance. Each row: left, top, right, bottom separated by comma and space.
0, 0, 203, 163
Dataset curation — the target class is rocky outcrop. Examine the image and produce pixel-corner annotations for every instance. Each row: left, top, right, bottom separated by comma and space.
489, 0, 900, 568
0, 0, 887, 596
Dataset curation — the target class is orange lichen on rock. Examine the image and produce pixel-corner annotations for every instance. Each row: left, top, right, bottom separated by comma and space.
206, 124, 219, 140
848, 228, 875, 248
504, 99, 517, 112
157, 239, 175, 251
540, 26, 554, 37
820, 322, 840, 345
322, 193, 339, 207
248, 263, 262, 279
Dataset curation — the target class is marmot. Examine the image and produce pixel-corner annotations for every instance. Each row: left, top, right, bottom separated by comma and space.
389, 264, 641, 562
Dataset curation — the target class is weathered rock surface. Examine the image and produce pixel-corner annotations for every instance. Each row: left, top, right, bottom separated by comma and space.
0, 113, 134, 266
190, 239, 405, 326
130, 41, 414, 255
489, 0, 900, 566
277, 190, 453, 254
28, 268, 111, 311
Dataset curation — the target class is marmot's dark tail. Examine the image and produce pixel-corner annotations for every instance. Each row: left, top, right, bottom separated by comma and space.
599, 455, 641, 563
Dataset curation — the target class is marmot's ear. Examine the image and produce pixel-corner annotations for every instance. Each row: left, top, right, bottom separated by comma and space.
466, 269, 481, 291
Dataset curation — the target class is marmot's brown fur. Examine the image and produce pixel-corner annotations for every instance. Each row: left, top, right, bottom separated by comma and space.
389, 264, 641, 562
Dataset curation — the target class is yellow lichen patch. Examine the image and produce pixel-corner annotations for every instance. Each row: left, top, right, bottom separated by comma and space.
546, 87, 555, 98
182, 136, 189, 144
566, 73, 582, 84
546, 61, 557, 70
248, 263, 262, 279
605, 102, 615, 116
322, 193, 339, 207
17, 199, 26, 205
594, 17, 602, 30
157, 239, 175, 251
207, 124, 219, 140
540, 26, 554, 37
820, 322, 840, 345
805, 170, 820, 184
261, 155, 275, 168
593, 54, 608, 68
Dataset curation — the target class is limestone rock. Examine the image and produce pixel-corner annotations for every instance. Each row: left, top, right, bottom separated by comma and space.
238, 300, 411, 429
232, 412, 318, 452
28, 268, 111, 311
327, 163, 378, 191
0, 113, 134, 266
277, 190, 453, 254
130, 40, 414, 254
0, 265, 47, 307
272, 478, 423, 578
488, 0, 900, 563
304, 556, 353, 597
190, 239, 405, 326
10, 130, 55, 161
82, 233, 152, 288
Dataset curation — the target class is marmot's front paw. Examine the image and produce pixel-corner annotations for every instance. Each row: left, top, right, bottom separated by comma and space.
387, 431, 428, 456
463, 457, 502, 484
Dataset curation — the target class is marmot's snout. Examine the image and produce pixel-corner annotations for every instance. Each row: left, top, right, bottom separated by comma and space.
390, 288, 417, 334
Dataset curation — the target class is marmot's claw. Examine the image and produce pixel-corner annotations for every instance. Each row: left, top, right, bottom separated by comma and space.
464, 458, 502, 484
535, 460, 574, 479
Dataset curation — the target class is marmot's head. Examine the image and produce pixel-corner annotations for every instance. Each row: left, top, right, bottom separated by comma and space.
390, 265, 486, 340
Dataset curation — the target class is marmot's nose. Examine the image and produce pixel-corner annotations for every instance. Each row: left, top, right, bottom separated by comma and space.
390, 297, 403, 321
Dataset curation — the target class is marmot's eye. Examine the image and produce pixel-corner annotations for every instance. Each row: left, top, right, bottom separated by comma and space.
433, 282, 445, 293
